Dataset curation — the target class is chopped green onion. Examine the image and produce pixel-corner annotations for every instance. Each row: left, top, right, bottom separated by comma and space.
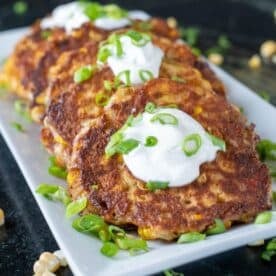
115, 70, 131, 86
146, 181, 169, 191
104, 80, 113, 91
137, 21, 152, 32
72, 214, 105, 233
115, 138, 140, 155
206, 218, 225, 235
217, 35, 231, 51
95, 92, 110, 107
48, 166, 68, 179
258, 91, 270, 102
191, 47, 201, 57
65, 197, 87, 218
163, 270, 184, 276
139, 69, 154, 82
261, 250, 276, 261
13, 1, 28, 15
97, 46, 112, 63
254, 211, 272, 224
145, 102, 157, 114
266, 238, 276, 251
36, 183, 71, 206
14, 100, 32, 121
116, 237, 148, 252
171, 76, 186, 83
11, 122, 25, 132
125, 114, 142, 127
105, 131, 124, 157
145, 136, 158, 147
41, 30, 52, 40
99, 229, 111, 242
100, 242, 119, 257
73, 65, 96, 84
177, 232, 206, 243
256, 139, 276, 161
151, 113, 178, 125
83, 2, 105, 20
108, 34, 123, 57
125, 30, 151, 46
180, 27, 200, 46
207, 133, 226, 151
108, 225, 126, 239
104, 4, 128, 19
182, 133, 202, 156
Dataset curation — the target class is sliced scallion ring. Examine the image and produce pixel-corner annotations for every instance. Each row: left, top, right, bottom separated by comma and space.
206, 218, 225, 235
108, 34, 123, 57
207, 133, 226, 151
95, 92, 110, 107
139, 69, 154, 82
145, 102, 157, 114
150, 113, 178, 125
65, 197, 88, 218
254, 211, 272, 224
115, 70, 131, 86
146, 181, 169, 191
182, 133, 202, 156
177, 232, 206, 243
125, 30, 151, 46
145, 136, 158, 147
97, 46, 112, 63
73, 65, 96, 84
100, 242, 119, 257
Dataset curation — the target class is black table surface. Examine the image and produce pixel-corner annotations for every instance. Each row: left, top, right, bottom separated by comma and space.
0, 0, 276, 275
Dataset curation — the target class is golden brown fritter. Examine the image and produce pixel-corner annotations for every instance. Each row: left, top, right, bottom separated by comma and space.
0, 17, 179, 114
41, 35, 225, 164
67, 79, 271, 240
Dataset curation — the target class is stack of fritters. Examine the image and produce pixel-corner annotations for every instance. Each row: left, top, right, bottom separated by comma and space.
0, 7, 271, 241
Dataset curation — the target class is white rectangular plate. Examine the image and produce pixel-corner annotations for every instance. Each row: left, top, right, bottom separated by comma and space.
0, 28, 275, 276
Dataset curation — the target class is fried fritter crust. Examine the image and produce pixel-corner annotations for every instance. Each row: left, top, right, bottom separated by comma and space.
67, 78, 271, 240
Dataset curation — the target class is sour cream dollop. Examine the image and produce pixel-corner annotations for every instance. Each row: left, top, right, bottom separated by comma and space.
40, 2, 151, 33
104, 35, 164, 85
122, 108, 222, 187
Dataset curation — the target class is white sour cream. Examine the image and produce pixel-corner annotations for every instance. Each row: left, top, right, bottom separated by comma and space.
128, 10, 151, 21
40, 2, 151, 33
94, 17, 131, 30
105, 36, 164, 85
40, 2, 90, 33
123, 108, 221, 187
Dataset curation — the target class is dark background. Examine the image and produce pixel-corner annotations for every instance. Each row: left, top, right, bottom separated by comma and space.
0, 1, 276, 275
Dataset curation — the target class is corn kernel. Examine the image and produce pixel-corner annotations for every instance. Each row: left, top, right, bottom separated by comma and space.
248, 54, 261, 69
138, 227, 154, 239
167, 17, 178, 28
0, 208, 5, 226
31, 105, 45, 123
260, 40, 276, 59
54, 135, 67, 146
193, 106, 202, 116
208, 53, 224, 65
54, 250, 68, 267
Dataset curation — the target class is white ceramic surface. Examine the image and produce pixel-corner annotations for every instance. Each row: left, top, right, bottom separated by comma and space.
0, 28, 275, 276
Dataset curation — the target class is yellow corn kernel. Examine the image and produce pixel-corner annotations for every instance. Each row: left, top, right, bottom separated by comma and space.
138, 227, 154, 240
31, 105, 44, 123
35, 92, 46, 105
0, 208, 5, 226
194, 106, 202, 116
40, 252, 60, 272
54, 250, 68, 267
248, 54, 261, 69
193, 214, 202, 220
54, 135, 67, 146
67, 170, 77, 187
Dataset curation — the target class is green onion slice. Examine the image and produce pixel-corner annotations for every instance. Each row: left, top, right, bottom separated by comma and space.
82, 2, 105, 20
36, 183, 71, 206
116, 237, 148, 252
65, 197, 88, 218
11, 122, 25, 132
266, 238, 276, 251
256, 139, 276, 161
115, 138, 140, 155
254, 211, 272, 224
145, 102, 157, 114
139, 69, 154, 82
41, 30, 52, 40
146, 181, 169, 191
73, 65, 96, 84
100, 242, 119, 257
95, 92, 110, 107
261, 250, 276, 261
14, 100, 32, 121
104, 80, 113, 91
182, 133, 202, 156
48, 166, 68, 180
104, 4, 128, 19
177, 232, 206, 243
125, 30, 151, 46
150, 113, 178, 126
108, 225, 126, 239
108, 34, 123, 57
97, 46, 112, 63
115, 70, 131, 86
145, 136, 158, 147
207, 133, 226, 151
206, 218, 226, 235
